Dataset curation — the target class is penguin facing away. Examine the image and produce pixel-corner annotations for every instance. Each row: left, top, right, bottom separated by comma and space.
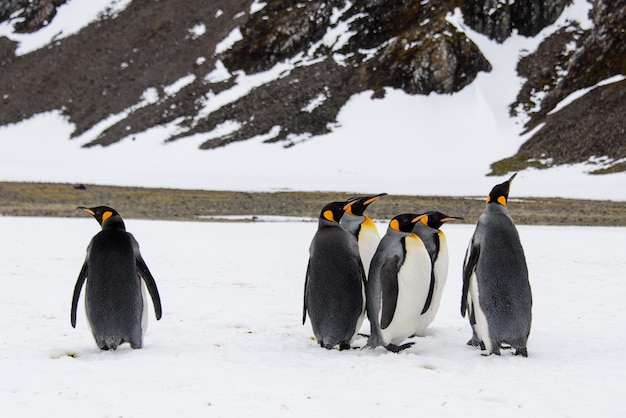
71, 206, 162, 350
412, 211, 462, 337
303, 201, 366, 350
461, 174, 532, 357
365, 213, 431, 353
340, 193, 387, 276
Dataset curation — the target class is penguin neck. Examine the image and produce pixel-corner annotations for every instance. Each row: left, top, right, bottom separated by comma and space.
319, 218, 340, 229
102, 217, 126, 231
485, 203, 508, 214
413, 222, 437, 237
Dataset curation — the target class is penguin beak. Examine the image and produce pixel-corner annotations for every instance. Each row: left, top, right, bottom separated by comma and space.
362, 193, 387, 206
77, 206, 95, 216
411, 214, 427, 223
442, 216, 463, 223
343, 199, 357, 214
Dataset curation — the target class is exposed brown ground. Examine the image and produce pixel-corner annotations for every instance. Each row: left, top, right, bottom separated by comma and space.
1, 181, 624, 226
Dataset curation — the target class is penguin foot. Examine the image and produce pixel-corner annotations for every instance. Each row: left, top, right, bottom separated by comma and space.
319, 341, 351, 351
384, 342, 414, 353
514, 347, 528, 357
466, 338, 485, 351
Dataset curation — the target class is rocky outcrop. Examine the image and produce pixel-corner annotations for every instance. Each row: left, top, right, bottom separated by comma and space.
0, 0, 66, 33
491, 0, 626, 175
0, 0, 493, 150
462, 0, 570, 43
0, 0, 624, 173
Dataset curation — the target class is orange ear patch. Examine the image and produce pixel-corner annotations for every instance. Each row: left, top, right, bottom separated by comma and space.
102, 211, 113, 224
497, 196, 507, 206
323, 209, 336, 223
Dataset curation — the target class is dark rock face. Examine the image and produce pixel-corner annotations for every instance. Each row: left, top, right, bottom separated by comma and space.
0, 0, 492, 151
0, 0, 66, 33
462, 0, 570, 43
0, 0, 624, 173
491, 0, 626, 175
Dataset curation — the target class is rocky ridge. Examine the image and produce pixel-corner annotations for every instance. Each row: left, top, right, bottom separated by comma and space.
0, 0, 624, 173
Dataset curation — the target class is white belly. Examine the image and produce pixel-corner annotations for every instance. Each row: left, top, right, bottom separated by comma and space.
358, 219, 381, 276
469, 271, 491, 352
141, 281, 149, 337
380, 235, 431, 346
414, 232, 449, 336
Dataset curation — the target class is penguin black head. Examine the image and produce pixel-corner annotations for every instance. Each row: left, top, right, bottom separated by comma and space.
419, 211, 464, 229
486, 173, 517, 207
389, 213, 426, 233
78, 206, 126, 230
344, 193, 387, 216
319, 201, 347, 224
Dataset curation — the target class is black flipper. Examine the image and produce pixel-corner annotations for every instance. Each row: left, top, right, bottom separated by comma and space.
421, 269, 436, 315
71, 261, 88, 328
380, 256, 400, 330
303, 261, 310, 325
461, 241, 480, 317
136, 255, 162, 320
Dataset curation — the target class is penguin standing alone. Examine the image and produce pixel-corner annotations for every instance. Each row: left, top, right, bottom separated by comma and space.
303, 201, 366, 350
71, 206, 162, 350
461, 174, 532, 356
412, 211, 462, 336
340, 193, 386, 276
365, 213, 431, 352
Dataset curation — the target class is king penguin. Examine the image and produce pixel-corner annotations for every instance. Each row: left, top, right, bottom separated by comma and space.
71, 206, 162, 350
461, 174, 532, 356
411, 211, 462, 336
340, 193, 387, 276
303, 201, 366, 350
365, 213, 431, 352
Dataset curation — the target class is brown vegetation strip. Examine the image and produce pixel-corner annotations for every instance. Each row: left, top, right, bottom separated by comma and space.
0, 181, 624, 226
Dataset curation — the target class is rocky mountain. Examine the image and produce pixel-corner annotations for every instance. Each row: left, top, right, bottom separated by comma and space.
0, 0, 624, 174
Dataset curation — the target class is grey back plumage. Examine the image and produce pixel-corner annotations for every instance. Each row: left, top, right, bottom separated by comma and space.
462, 175, 532, 356
303, 202, 366, 350
72, 206, 161, 350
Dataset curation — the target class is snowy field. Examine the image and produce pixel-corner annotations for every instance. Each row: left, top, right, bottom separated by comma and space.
1, 215, 624, 416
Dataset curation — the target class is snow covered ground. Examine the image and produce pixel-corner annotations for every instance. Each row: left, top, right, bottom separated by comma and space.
1, 216, 624, 416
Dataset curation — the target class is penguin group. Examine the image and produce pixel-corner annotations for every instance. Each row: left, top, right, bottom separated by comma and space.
68, 174, 531, 356
303, 194, 461, 352
303, 174, 533, 356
